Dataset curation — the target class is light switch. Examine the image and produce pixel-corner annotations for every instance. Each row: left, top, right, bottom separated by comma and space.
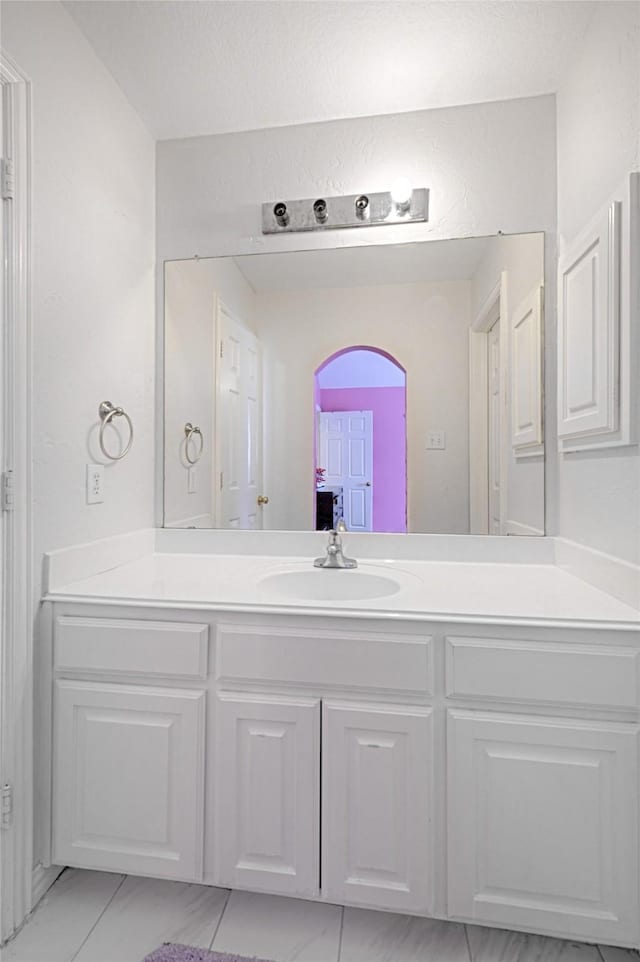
427, 431, 446, 450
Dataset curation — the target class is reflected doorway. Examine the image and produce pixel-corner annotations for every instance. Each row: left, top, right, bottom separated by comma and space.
314, 347, 407, 533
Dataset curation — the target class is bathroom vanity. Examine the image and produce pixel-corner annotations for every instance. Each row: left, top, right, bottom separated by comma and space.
41, 534, 640, 950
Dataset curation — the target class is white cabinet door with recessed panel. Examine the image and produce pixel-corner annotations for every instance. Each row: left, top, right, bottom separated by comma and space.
558, 202, 621, 443
447, 710, 639, 945
511, 284, 543, 451
53, 680, 205, 880
322, 701, 433, 914
214, 693, 320, 896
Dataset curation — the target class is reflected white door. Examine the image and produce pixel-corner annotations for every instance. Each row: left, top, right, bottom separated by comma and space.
318, 411, 373, 532
488, 319, 501, 535
216, 305, 263, 529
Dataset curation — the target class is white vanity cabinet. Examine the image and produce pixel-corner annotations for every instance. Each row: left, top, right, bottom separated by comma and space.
447, 710, 639, 945
53, 680, 205, 880
213, 692, 321, 896
45, 603, 640, 949
51, 614, 209, 881
321, 701, 433, 914
445, 634, 640, 945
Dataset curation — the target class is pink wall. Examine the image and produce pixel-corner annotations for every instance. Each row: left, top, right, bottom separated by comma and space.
319, 386, 407, 533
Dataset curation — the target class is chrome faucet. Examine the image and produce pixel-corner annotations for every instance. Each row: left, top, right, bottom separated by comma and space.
314, 526, 358, 569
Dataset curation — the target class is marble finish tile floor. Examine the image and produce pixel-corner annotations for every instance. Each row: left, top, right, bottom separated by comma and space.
2, 870, 639, 962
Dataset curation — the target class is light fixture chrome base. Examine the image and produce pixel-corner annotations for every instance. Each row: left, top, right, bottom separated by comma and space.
262, 189, 429, 234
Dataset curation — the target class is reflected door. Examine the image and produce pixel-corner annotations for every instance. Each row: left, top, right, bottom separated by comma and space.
216, 305, 263, 529
488, 319, 501, 535
318, 411, 373, 532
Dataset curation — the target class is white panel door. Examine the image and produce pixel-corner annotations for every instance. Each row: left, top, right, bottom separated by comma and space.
488, 320, 501, 534
322, 701, 432, 914
447, 710, 639, 945
53, 681, 205, 880
318, 411, 373, 531
511, 284, 543, 451
217, 304, 263, 529
558, 202, 621, 440
214, 693, 320, 896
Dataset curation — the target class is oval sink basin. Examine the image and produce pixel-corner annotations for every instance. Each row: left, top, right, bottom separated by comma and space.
259, 568, 403, 602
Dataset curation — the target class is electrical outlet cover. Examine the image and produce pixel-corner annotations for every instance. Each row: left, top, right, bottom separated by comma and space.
86, 463, 104, 504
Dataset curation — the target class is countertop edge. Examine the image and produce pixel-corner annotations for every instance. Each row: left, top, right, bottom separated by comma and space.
42, 591, 640, 632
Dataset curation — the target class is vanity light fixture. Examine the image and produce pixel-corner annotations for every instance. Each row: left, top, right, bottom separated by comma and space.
354, 194, 370, 220
313, 198, 329, 224
262, 187, 429, 233
391, 177, 413, 214
273, 202, 289, 228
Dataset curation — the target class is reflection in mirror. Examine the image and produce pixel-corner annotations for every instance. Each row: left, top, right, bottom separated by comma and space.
164, 233, 545, 535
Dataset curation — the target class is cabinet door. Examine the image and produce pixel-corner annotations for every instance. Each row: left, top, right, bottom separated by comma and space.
53, 680, 205, 880
322, 701, 433, 914
447, 710, 639, 945
214, 693, 320, 896
557, 201, 621, 442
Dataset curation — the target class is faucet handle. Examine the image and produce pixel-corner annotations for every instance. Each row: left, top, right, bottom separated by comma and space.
335, 518, 347, 534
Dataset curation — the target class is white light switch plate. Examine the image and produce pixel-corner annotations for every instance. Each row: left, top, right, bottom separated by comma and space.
86, 464, 104, 504
427, 431, 446, 450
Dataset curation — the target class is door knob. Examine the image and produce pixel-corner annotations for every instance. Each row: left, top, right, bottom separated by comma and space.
365, 481, 371, 487
257, 495, 269, 505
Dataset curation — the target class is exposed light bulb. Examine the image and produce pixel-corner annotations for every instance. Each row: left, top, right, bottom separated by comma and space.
390, 178, 412, 212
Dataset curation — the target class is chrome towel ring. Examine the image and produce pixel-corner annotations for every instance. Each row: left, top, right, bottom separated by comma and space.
184, 422, 204, 465
98, 401, 134, 461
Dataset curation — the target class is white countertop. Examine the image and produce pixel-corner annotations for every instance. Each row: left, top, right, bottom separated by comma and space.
44, 551, 640, 628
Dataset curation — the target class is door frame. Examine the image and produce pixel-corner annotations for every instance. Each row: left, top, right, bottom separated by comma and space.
469, 273, 509, 535
0, 51, 35, 942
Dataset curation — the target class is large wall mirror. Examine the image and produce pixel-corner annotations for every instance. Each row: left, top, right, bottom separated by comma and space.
163, 233, 545, 535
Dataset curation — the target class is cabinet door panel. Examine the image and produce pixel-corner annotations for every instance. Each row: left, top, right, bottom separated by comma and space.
53, 681, 205, 880
214, 693, 320, 896
447, 710, 639, 945
511, 284, 543, 451
558, 202, 620, 441
322, 701, 432, 914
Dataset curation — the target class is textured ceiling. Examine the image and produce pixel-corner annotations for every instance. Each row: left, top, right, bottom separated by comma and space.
63, 0, 596, 141
230, 235, 495, 292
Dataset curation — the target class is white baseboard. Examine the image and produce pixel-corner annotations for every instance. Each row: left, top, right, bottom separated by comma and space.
32, 863, 63, 906
554, 537, 640, 611
2, 864, 65, 945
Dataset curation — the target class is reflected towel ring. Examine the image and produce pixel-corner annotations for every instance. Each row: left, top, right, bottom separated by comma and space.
184, 422, 204, 465
98, 401, 134, 461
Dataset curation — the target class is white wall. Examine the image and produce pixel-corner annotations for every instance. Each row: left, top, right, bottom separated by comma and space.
164, 258, 255, 526
3, 0, 156, 868
157, 96, 556, 261
556, 2, 640, 563
156, 94, 558, 530
471, 233, 545, 535
257, 281, 471, 533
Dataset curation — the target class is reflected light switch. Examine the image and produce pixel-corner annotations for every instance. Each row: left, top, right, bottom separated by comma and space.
427, 431, 446, 450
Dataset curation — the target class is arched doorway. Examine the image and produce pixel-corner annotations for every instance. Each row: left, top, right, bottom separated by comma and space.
314, 346, 407, 533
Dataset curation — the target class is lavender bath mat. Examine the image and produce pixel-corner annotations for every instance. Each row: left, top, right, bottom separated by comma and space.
144, 945, 274, 962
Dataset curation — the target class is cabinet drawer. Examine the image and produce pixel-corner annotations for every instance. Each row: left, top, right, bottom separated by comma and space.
55, 616, 209, 679
217, 623, 432, 696
446, 636, 640, 710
